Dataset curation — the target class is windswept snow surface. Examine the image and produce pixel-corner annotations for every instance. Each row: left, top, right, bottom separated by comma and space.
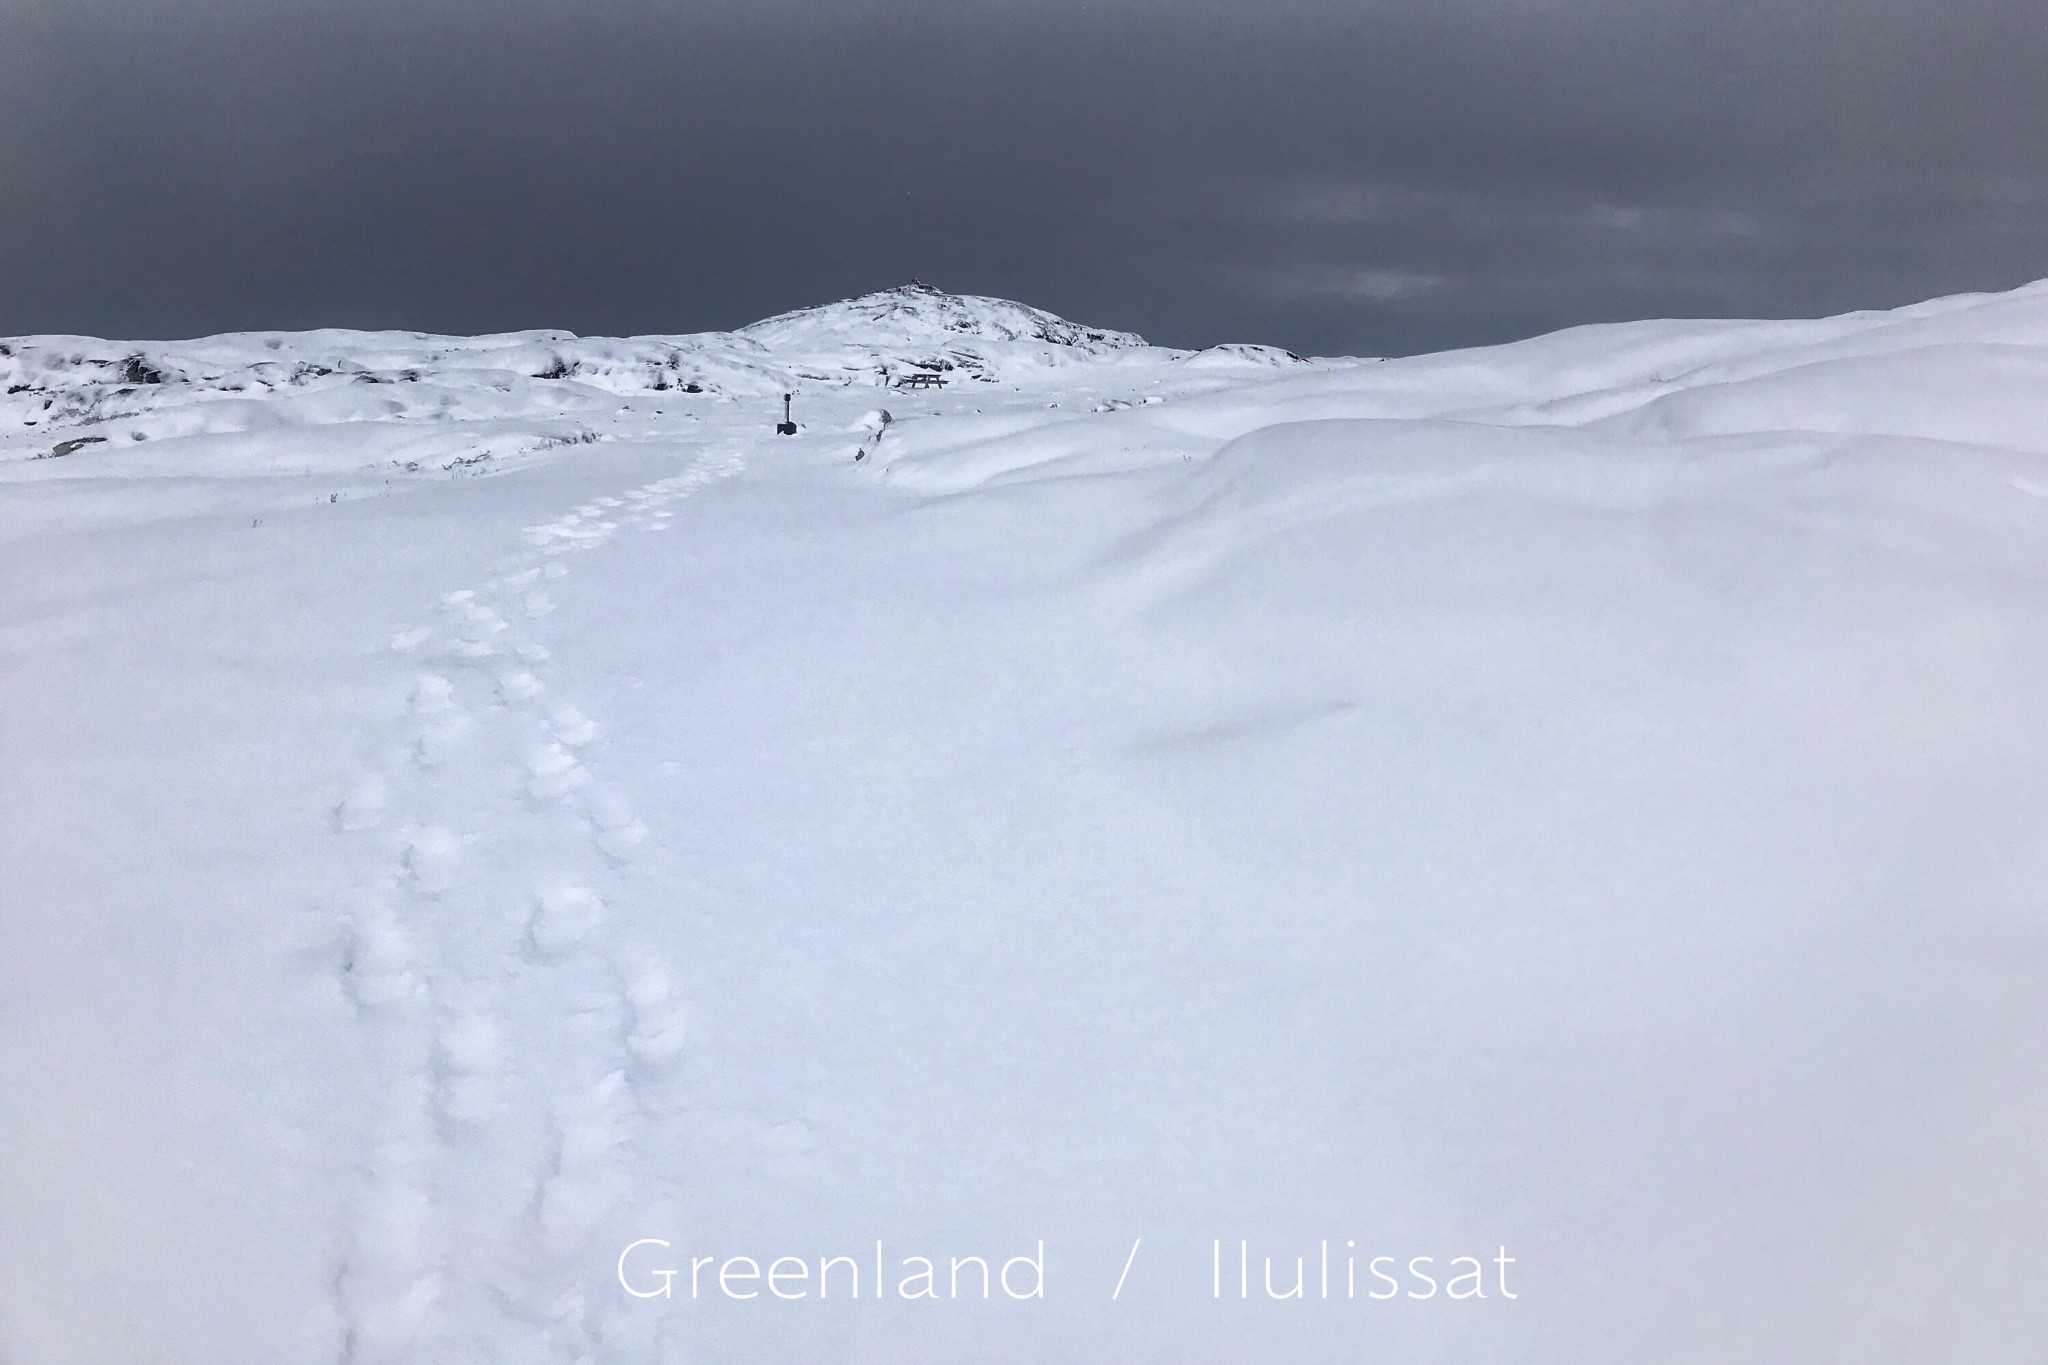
4, 283, 2048, 1363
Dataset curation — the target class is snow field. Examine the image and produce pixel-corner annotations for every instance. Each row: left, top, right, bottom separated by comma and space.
5, 280, 2048, 1362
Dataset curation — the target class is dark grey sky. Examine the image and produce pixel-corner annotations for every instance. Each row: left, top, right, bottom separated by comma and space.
4, 0, 2045, 355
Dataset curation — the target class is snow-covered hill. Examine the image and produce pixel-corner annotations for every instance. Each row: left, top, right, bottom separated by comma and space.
734, 278, 1149, 352
5, 281, 2048, 1365
0, 283, 1299, 475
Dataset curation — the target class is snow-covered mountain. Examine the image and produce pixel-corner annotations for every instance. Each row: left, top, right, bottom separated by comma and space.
6, 280, 2048, 1365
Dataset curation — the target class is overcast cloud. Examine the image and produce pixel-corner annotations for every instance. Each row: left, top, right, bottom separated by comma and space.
3, 0, 2044, 354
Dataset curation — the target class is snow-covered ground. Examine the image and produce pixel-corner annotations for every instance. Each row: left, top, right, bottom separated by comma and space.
4, 281, 2047, 1363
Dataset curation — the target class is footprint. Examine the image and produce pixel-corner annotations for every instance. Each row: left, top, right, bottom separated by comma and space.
410, 673, 467, 761
523, 591, 555, 620
390, 626, 432, 652
537, 1072, 634, 1247
414, 711, 475, 767
525, 742, 587, 801
582, 786, 647, 862
409, 673, 457, 715
620, 958, 690, 1072
434, 1011, 504, 1127
593, 824, 647, 863
341, 893, 422, 1013
549, 705, 601, 747
528, 884, 606, 959
497, 670, 545, 704
335, 774, 388, 831
453, 608, 507, 655
402, 825, 462, 896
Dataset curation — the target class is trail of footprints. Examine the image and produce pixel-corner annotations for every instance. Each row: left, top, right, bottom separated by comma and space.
330, 454, 742, 1363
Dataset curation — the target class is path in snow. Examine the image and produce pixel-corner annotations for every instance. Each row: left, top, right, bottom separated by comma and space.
331, 450, 743, 1364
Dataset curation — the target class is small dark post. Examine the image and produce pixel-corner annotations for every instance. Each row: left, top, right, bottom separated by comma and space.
776, 393, 797, 436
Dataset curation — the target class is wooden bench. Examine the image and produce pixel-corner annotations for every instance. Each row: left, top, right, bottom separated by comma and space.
895, 372, 946, 389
